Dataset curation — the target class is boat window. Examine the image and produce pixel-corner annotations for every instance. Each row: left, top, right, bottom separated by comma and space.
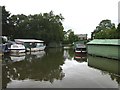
12, 45, 18, 48
76, 48, 81, 51
36, 43, 43, 47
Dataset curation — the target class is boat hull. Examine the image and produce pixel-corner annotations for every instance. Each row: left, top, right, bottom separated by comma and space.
75, 47, 87, 54
10, 49, 26, 53
9, 43, 26, 53
75, 50, 87, 54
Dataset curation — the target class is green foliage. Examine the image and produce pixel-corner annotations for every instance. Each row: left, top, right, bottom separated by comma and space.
2, 7, 65, 44
2, 6, 12, 37
92, 19, 119, 39
63, 29, 79, 44
117, 23, 120, 38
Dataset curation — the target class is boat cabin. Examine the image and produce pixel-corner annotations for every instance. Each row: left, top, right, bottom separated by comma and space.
14, 39, 46, 51
74, 40, 87, 53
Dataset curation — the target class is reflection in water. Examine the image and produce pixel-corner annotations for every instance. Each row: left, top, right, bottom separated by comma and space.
10, 55, 25, 62
74, 52, 87, 63
63, 49, 74, 60
2, 48, 120, 88
88, 55, 120, 84
63, 48, 87, 63
2, 49, 65, 89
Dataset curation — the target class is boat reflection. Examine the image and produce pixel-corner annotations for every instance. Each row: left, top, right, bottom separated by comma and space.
26, 51, 46, 59
74, 52, 87, 63
10, 53, 26, 62
88, 55, 120, 84
2, 48, 65, 89
4, 51, 46, 63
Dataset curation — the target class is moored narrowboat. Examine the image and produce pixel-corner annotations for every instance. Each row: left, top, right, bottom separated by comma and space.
74, 40, 87, 54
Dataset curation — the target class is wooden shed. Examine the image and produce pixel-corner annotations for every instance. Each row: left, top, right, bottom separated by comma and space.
87, 39, 120, 60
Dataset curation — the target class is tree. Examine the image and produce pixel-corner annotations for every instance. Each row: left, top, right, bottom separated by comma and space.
117, 23, 120, 39
92, 19, 118, 39
39, 11, 64, 43
2, 8, 65, 45
10, 11, 64, 45
63, 29, 79, 44
2, 6, 12, 37
10, 14, 29, 39
68, 31, 75, 44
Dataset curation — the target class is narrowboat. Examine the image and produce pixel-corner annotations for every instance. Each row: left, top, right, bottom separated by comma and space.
74, 41, 87, 54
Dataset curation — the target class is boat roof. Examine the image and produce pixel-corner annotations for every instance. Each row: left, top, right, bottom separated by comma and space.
87, 39, 120, 45
15, 39, 44, 43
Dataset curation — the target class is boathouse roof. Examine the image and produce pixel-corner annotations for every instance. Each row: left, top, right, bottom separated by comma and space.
87, 39, 120, 46
15, 39, 44, 43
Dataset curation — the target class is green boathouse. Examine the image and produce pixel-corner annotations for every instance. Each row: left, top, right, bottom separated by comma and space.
87, 39, 120, 60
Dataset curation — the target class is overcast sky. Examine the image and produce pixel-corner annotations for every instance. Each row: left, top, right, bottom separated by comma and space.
1, 0, 119, 38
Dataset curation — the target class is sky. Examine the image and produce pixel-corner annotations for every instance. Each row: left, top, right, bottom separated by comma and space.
0, 0, 120, 38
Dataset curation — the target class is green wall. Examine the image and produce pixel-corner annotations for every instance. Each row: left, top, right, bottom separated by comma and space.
87, 45, 120, 60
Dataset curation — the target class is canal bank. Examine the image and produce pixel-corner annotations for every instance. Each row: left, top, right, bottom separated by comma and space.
87, 39, 120, 60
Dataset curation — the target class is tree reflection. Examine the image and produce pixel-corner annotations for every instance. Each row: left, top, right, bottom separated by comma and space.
2, 48, 65, 89
63, 49, 74, 60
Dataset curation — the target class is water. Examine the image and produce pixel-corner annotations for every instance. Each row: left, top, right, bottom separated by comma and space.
2, 48, 120, 88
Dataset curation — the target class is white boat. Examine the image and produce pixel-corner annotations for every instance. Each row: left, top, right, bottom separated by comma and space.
8, 43, 26, 53
26, 43, 46, 51
15, 39, 46, 52
10, 52, 26, 56
75, 44, 87, 53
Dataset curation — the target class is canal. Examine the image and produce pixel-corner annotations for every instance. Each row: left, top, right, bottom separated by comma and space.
2, 48, 120, 88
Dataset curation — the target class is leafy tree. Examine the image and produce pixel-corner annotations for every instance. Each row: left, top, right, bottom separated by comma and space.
92, 19, 118, 39
68, 31, 75, 44
10, 14, 29, 39
63, 29, 79, 44
2, 7, 65, 45
39, 11, 64, 43
2, 6, 12, 37
117, 23, 120, 38
9, 11, 64, 45
74, 35, 79, 42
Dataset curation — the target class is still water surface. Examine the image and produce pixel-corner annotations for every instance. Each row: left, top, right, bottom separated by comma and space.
2, 48, 120, 88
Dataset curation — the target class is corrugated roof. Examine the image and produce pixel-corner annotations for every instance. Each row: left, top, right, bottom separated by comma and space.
87, 39, 120, 45
15, 39, 44, 43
